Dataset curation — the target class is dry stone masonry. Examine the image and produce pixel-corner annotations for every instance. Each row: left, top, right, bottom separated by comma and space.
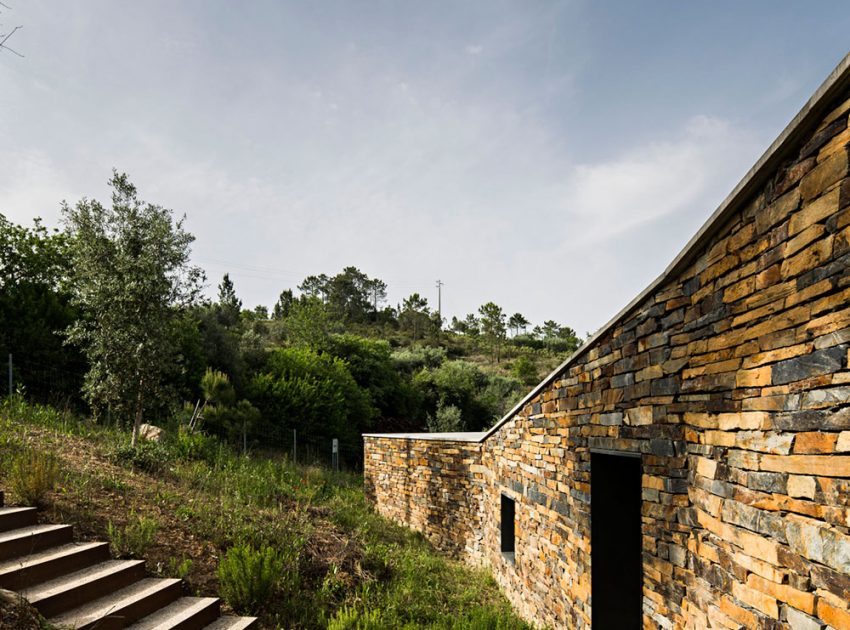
364, 53, 850, 630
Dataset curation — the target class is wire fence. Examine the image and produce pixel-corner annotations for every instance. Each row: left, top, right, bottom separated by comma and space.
4, 353, 357, 472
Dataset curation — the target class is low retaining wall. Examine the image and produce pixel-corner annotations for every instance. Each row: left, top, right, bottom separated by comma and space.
363, 434, 486, 559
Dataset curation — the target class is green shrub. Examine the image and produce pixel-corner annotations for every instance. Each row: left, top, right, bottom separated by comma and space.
248, 347, 374, 454
10, 448, 60, 507
172, 426, 218, 462
113, 440, 173, 473
218, 544, 287, 614
107, 511, 159, 558
425, 402, 462, 433
160, 557, 193, 580
511, 355, 539, 386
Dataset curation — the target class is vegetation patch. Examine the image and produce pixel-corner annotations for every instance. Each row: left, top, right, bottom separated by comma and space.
0, 401, 535, 629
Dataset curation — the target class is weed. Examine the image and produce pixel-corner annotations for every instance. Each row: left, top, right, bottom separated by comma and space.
9, 447, 60, 508
107, 511, 159, 558
218, 544, 288, 614
328, 605, 385, 630
158, 556, 193, 581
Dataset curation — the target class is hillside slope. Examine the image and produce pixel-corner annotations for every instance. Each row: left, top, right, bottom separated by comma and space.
0, 398, 533, 629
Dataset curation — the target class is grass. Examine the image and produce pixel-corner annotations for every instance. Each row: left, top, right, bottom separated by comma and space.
0, 396, 536, 629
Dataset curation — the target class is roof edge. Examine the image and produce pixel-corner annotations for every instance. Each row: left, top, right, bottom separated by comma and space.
363, 431, 487, 443
479, 51, 850, 443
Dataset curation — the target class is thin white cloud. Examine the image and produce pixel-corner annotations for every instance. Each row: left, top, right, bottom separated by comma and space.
561, 115, 756, 244
465, 44, 483, 55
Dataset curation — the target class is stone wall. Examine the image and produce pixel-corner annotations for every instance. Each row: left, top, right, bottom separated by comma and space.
363, 436, 486, 558
364, 60, 850, 630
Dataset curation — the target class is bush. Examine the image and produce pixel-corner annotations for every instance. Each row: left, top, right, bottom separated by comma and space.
218, 544, 288, 614
113, 440, 173, 473
107, 511, 159, 558
203, 400, 261, 447
172, 426, 219, 462
10, 448, 60, 507
511, 356, 539, 386
426, 402, 462, 433
248, 347, 375, 457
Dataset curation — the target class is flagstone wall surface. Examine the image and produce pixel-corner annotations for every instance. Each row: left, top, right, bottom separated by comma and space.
364, 65, 850, 630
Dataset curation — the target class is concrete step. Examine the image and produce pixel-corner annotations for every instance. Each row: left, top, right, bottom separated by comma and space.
202, 616, 259, 630
0, 506, 38, 533
127, 596, 221, 630
21, 558, 146, 617
0, 541, 109, 590
0, 523, 74, 561
49, 577, 183, 630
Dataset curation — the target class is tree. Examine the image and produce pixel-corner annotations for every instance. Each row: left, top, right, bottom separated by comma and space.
508, 312, 530, 337
478, 302, 507, 362
326, 266, 373, 323
272, 289, 295, 319
63, 171, 203, 446
399, 293, 431, 342
365, 277, 388, 320
217, 273, 242, 327
0, 214, 84, 403
298, 274, 329, 301
538, 319, 581, 354
284, 296, 331, 349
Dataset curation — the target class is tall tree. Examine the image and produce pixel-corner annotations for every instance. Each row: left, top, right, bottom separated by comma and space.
63, 171, 203, 446
272, 289, 295, 319
508, 312, 530, 337
298, 274, 329, 301
326, 266, 373, 323
478, 301, 507, 363
217, 273, 241, 327
399, 293, 430, 342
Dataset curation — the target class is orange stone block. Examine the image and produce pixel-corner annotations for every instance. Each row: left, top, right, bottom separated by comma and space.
793, 432, 838, 454
819, 600, 850, 630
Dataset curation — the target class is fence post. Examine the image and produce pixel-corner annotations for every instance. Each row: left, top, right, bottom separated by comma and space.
332, 438, 339, 472
7, 354, 11, 397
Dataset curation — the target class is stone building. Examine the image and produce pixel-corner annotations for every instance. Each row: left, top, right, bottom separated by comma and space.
364, 53, 850, 630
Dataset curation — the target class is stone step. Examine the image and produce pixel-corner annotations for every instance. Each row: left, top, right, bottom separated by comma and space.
49, 577, 182, 630
0, 506, 38, 533
0, 523, 74, 561
126, 596, 221, 630
21, 558, 146, 617
202, 616, 259, 630
0, 541, 109, 590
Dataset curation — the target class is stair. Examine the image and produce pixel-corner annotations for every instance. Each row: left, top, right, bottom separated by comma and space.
0, 491, 257, 629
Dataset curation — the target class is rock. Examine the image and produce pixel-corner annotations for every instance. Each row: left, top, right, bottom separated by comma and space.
139, 423, 164, 442
785, 605, 825, 630
772, 345, 847, 385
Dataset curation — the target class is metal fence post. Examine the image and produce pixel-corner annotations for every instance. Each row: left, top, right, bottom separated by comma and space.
332, 438, 339, 472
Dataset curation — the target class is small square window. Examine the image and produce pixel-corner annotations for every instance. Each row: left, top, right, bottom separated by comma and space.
500, 494, 515, 561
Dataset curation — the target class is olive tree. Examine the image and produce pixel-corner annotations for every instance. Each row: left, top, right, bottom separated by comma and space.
63, 171, 203, 446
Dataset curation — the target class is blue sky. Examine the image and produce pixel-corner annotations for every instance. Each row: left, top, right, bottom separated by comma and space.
2, 1, 849, 334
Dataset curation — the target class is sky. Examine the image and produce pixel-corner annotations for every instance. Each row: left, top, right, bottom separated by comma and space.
2, 1, 849, 335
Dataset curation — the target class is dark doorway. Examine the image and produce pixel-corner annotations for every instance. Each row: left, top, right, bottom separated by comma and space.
591, 452, 642, 630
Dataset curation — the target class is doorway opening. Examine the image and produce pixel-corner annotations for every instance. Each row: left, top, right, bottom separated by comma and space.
591, 452, 642, 629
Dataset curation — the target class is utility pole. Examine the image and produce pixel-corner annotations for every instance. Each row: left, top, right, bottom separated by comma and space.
436, 280, 443, 320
